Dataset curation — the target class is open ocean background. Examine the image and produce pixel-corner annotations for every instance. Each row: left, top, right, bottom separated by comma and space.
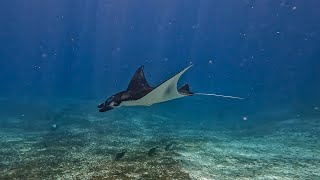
0, 1, 319, 179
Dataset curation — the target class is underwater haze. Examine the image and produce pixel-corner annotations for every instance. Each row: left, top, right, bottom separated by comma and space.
0, 0, 320, 179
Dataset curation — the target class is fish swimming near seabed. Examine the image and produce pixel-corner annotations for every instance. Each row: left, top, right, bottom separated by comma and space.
148, 146, 159, 156
114, 151, 126, 161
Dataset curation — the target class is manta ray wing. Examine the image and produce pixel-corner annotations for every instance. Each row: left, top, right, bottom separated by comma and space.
120, 65, 192, 106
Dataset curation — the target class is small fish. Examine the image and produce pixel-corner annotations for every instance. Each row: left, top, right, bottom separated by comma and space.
165, 143, 174, 151
148, 146, 158, 156
42, 141, 49, 148
114, 151, 126, 161
51, 123, 58, 131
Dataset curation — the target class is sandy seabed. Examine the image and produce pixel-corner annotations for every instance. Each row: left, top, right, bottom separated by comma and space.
0, 98, 319, 179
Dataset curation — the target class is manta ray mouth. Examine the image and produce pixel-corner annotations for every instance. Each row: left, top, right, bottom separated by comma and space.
98, 104, 114, 112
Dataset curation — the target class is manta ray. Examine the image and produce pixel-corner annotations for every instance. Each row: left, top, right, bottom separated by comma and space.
98, 65, 243, 112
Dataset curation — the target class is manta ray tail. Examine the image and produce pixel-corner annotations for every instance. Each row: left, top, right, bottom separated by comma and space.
178, 83, 243, 99
194, 92, 244, 100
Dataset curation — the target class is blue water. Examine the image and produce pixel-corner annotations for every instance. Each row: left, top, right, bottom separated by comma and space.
0, 1, 320, 179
